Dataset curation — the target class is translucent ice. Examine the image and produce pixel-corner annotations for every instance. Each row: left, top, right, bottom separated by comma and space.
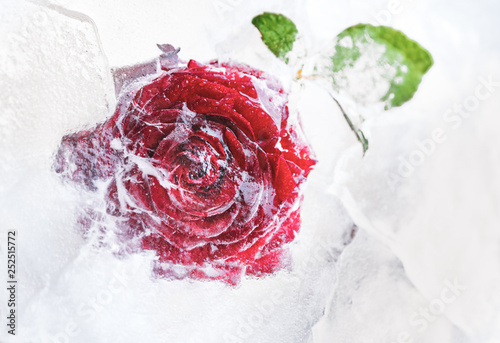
1, 1, 355, 343
1, 0, 499, 342
312, 230, 472, 343
328, 1, 500, 342
0, 1, 113, 342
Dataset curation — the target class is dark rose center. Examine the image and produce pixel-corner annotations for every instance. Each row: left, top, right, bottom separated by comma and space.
175, 139, 221, 188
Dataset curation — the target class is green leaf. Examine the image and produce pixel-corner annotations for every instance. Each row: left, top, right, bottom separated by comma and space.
252, 12, 298, 62
331, 24, 433, 109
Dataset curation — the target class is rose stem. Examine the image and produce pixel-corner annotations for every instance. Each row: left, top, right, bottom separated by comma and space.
329, 94, 369, 155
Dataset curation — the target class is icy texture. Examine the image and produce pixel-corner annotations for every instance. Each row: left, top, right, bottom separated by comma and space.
1, 0, 499, 342
313, 231, 473, 343
0, 1, 114, 195
324, 1, 500, 342
0, 1, 114, 342
54, 59, 317, 284
0, 1, 353, 342
330, 36, 396, 106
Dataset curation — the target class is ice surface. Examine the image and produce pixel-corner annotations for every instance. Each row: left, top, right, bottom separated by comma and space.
1, 0, 499, 342
329, 36, 397, 107
312, 230, 472, 343
0, 1, 114, 193
1, 2, 355, 342
0, 1, 114, 342
328, 2, 500, 341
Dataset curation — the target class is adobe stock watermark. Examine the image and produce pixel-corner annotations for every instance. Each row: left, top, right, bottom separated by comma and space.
223, 288, 285, 343
214, 0, 244, 20
38, 270, 130, 343
386, 75, 499, 191
391, 278, 467, 343
369, 0, 416, 26
223, 227, 354, 343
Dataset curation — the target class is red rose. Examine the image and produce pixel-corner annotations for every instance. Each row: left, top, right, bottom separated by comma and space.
55, 58, 315, 284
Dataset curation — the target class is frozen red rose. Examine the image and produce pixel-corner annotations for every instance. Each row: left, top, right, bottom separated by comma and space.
55, 57, 315, 284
